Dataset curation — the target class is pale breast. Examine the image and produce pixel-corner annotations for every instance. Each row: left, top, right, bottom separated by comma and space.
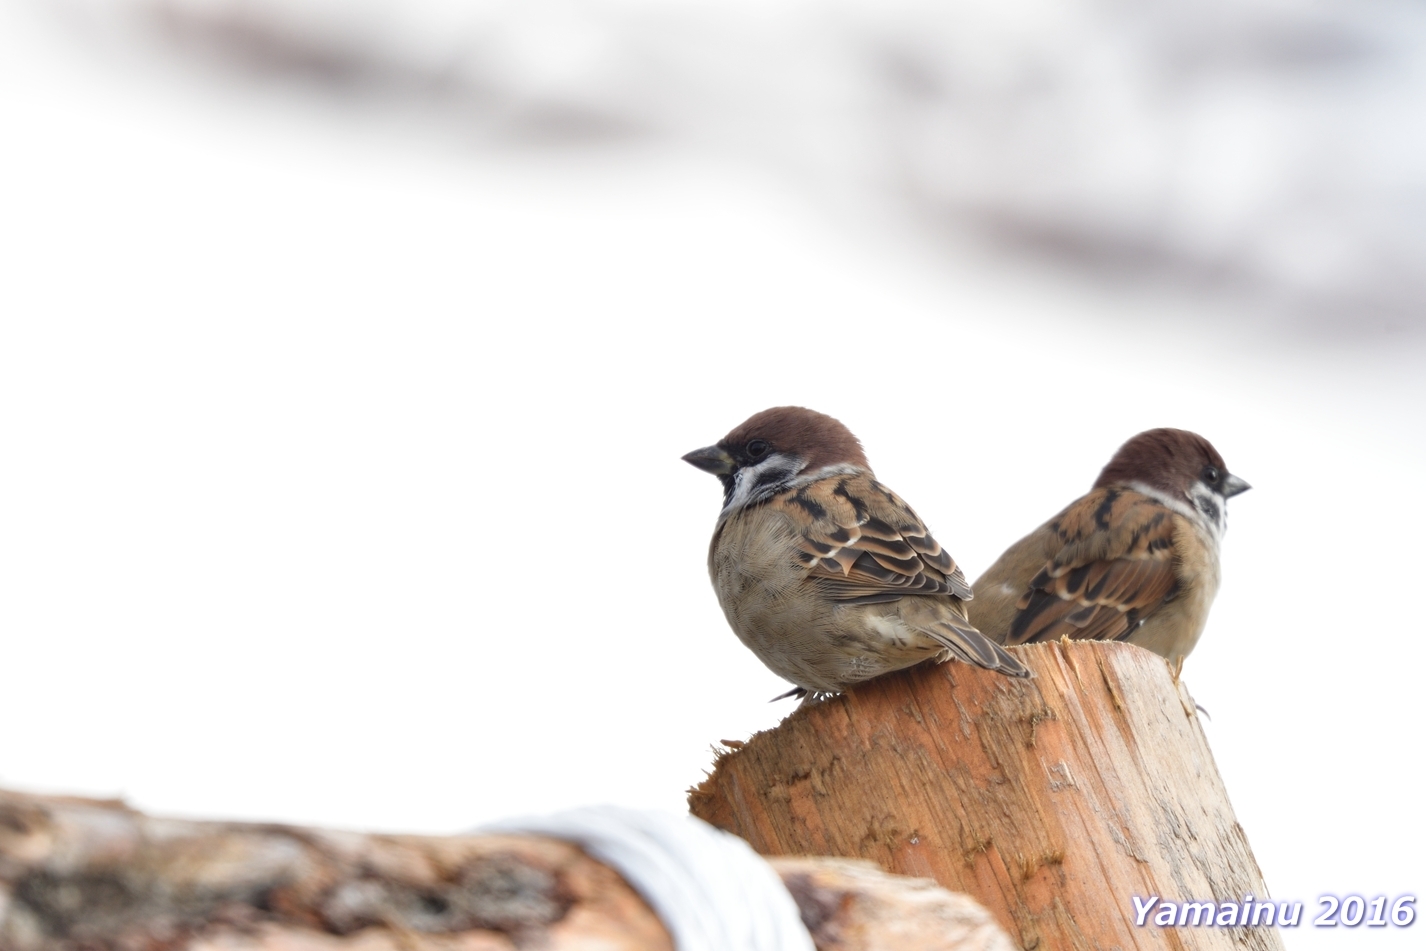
1128, 513, 1221, 662
708, 507, 944, 693
710, 507, 829, 680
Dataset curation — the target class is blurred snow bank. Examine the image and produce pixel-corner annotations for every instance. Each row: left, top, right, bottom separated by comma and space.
65, 0, 1426, 324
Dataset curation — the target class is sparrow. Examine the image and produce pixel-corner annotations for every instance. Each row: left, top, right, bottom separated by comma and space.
683, 406, 1029, 699
968, 428, 1250, 665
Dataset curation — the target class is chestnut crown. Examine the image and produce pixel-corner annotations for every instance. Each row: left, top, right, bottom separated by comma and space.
1094, 428, 1247, 500
715, 406, 868, 472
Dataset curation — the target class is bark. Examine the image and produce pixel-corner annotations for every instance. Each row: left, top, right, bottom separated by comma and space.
0, 789, 1010, 951
689, 640, 1283, 951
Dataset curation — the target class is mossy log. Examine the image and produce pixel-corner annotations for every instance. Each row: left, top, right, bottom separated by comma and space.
689, 640, 1283, 951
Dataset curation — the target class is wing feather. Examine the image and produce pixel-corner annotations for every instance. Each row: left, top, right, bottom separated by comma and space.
775, 473, 974, 601
773, 472, 1030, 678
1006, 486, 1181, 646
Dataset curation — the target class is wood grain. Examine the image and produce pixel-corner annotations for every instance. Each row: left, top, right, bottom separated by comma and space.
689, 641, 1284, 951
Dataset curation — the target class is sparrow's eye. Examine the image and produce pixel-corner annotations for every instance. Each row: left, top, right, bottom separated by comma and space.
1202, 466, 1220, 485
746, 439, 770, 458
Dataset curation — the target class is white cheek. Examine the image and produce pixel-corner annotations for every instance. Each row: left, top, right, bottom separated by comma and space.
1187, 482, 1228, 541
1130, 479, 1226, 542
720, 452, 804, 518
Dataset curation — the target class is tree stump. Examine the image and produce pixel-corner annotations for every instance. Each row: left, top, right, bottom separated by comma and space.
689, 640, 1283, 951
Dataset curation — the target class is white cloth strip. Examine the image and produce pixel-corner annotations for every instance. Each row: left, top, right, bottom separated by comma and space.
483, 806, 815, 951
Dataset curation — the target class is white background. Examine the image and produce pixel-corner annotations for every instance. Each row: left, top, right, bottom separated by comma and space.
1, 2, 1422, 948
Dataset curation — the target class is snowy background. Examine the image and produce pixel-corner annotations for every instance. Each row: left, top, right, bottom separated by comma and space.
1, 1, 1423, 948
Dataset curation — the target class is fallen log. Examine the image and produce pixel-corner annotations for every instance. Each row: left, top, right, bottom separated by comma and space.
0, 788, 1012, 951
689, 640, 1283, 951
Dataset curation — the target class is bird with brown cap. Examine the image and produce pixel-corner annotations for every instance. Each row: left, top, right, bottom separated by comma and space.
684, 406, 1029, 700
969, 428, 1250, 667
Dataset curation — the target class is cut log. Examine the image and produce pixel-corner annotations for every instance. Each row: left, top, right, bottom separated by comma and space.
0, 788, 1012, 951
770, 857, 1015, 951
689, 640, 1284, 951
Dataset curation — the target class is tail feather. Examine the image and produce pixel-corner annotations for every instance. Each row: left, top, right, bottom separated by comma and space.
923, 613, 1032, 679
770, 686, 807, 702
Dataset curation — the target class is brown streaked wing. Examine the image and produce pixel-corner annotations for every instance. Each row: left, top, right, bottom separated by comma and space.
775, 472, 973, 602
1006, 487, 1180, 646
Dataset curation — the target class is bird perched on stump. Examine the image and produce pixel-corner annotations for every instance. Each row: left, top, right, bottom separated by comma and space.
969, 428, 1250, 666
683, 406, 1029, 699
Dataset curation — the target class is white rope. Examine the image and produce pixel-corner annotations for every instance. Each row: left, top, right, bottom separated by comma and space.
482, 806, 815, 951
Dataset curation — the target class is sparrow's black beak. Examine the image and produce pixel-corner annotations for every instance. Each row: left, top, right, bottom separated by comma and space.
1222, 473, 1251, 498
683, 445, 735, 475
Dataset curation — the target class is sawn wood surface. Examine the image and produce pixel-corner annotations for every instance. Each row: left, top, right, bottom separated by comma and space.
689, 640, 1285, 951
